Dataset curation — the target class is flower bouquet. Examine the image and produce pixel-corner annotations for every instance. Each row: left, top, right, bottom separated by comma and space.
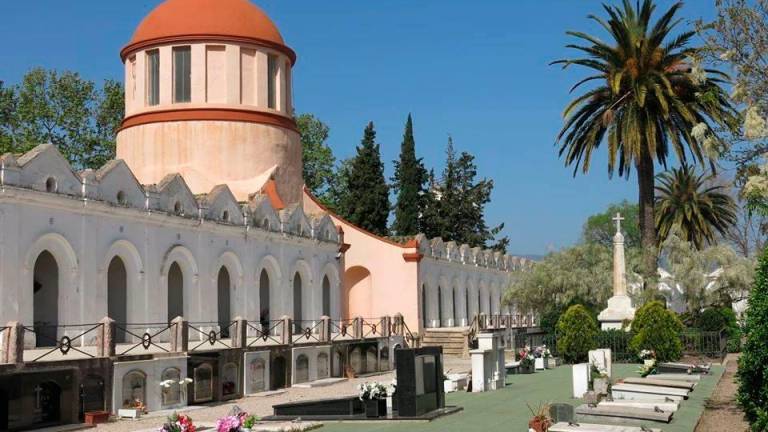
639, 349, 656, 366
518, 346, 535, 374
158, 412, 195, 432
358, 381, 389, 418
215, 406, 258, 432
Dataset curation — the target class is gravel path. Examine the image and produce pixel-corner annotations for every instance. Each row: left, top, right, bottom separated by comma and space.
694, 353, 749, 432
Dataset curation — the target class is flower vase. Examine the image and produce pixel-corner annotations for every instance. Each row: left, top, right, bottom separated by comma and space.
528, 417, 551, 432
365, 398, 386, 418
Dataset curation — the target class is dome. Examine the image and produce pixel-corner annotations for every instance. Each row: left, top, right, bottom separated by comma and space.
121, 0, 295, 63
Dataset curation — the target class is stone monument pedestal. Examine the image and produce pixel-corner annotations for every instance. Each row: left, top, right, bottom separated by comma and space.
598, 295, 635, 330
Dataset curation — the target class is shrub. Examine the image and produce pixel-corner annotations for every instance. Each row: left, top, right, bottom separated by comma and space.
697, 306, 738, 332
738, 247, 768, 430
556, 304, 598, 363
629, 301, 683, 362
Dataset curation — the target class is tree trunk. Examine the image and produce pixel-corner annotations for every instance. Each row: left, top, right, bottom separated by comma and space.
636, 150, 658, 285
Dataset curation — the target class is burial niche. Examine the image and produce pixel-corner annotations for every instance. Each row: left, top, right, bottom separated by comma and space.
39, 381, 62, 423
0, 389, 6, 431
222, 363, 238, 396
317, 352, 329, 379
365, 346, 378, 373
322, 275, 331, 317
292, 272, 303, 333
33, 250, 59, 347
349, 347, 362, 374
295, 354, 309, 383
259, 269, 270, 331
161, 368, 181, 407
217, 266, 232, 338
379, 346, 389, 371
167, 262, 184, 322
193, 364, 213, 402
81, 375, 105, 414
271, 356, 287, 389
121, 370, 146, 409
107, 256, 128, 342
247, 357, 266, 393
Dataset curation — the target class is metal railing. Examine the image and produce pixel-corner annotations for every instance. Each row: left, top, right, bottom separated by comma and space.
115, 321, 175, 356
22, 323, 103, 362
188, 321, 234, 351
246, 320, 284, 346
681, 329, 727, 359
292, 320, 323, 343
361, 318, 383, 338
330, 319, 355, 341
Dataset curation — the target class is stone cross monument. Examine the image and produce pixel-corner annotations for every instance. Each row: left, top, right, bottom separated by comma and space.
598, 213, 636, 329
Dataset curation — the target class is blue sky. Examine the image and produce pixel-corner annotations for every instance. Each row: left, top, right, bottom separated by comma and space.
0, 1, 718, 255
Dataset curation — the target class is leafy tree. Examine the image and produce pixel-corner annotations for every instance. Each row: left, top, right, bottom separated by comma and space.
505, 242, 641, 314
297, 113, 338, 205
629, 301, 684, 362
1, 68, 125, 169
655, 165, 737, 249
341, 122, 390, 236
556, 304, 599, 363
660, 231, 754, 314
698, 0, 768, 166
391, 114, 429, 236
738, 245, 768, 430
582, 200, 641, 248
553, 0, 739, 278
421, 137, 508, 251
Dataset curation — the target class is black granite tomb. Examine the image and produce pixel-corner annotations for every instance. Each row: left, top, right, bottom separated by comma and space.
394, 346, 445, 417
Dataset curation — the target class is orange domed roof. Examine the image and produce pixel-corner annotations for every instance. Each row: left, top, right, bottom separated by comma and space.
121, 0, 295, 63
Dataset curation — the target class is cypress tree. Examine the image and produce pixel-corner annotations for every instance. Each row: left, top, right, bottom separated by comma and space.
391, 114, 428, 236
342, 122, 390, 236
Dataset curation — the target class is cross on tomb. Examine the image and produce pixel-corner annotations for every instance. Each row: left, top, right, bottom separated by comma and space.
613, 212, 624, 234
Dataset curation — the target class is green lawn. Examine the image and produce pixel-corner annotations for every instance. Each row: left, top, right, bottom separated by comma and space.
320, 363, 723, 432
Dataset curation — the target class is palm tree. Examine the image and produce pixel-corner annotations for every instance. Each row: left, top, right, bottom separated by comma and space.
655, 165, 737, 249
553, 0, 738, 277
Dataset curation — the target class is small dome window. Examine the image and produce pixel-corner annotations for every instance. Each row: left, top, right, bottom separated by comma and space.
222, 210, 230, 222
45, 177, 57, 193
173, 201, 182, 215
116, 191, 127, 205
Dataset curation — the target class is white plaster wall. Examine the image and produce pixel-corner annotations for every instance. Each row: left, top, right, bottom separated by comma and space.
0, 189, 342, 342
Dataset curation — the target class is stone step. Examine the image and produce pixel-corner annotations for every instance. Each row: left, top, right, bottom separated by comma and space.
621, 377, 695, 390
611, 383, 689, 398
599, 400, 679, 413
576, 404, 673, 423
549, 422, 662, 432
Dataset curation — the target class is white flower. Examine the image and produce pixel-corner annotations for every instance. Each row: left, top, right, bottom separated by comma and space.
691, 122, 709, 142
744, 106, 768, 139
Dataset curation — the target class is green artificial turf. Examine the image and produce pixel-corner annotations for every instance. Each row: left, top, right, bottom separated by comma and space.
319, 363, 723, 432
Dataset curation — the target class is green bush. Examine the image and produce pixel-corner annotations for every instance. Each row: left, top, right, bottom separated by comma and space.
556, 304, 598, 363
697, 307, 738, 332
738, 248, 768, 430
629, 301, 684, 362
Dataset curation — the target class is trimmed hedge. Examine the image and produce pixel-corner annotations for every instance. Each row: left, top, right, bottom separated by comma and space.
556, 304, 598, 363
629, 301, 683, 362
738, 247, 768, 431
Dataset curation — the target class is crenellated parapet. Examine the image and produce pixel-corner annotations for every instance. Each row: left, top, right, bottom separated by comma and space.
409, 233, 531, 272
0, 144, 340, 243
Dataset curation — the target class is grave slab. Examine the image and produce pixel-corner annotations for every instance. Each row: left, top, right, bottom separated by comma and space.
549, 422, 662, 432
291, 377, 348, 388
621, 377, 695, 390
599, 400, 679, 412
651, 373, 702, 382
656, 362, 711, 374
572, 363, 590, 398
611, 390, 684, 402
611, 383, 689, 398
576, 404, 673, 423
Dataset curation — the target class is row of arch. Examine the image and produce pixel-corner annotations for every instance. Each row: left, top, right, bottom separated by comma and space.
27, 233, 340, 347
420, 278, 509, 328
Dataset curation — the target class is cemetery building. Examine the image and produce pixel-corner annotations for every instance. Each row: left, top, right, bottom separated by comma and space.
0, 0, 531, 429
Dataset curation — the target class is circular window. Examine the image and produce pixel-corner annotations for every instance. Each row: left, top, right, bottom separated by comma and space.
173, 201, 182, 215
222, 210, 230, 222
45, 177, 57, 193
116, 191, 126, 205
